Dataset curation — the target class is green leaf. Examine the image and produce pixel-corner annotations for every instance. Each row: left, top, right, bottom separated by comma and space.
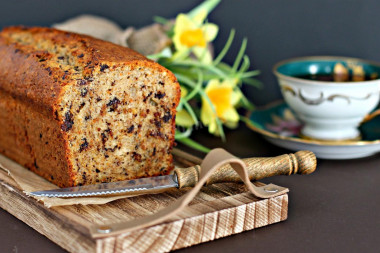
184, 70, 203, 101
213, 29, 235, 65
242, 77, 263, 87
232, 38, 247, 73
153, 16, 169, 25
240, 70, 261, 78
175, 128, 193, 139
183, 100, 199, 125
236, 89, 255, 110
176, 137, 211, 153
215, 117, 226, 141
238, 55, 250, 74
188, 0, 221, 19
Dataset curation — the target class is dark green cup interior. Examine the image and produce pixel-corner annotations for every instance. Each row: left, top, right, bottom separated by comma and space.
276, 58, 380, 78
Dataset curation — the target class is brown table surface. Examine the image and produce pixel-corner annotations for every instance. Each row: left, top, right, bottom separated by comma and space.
1, 124, 379, 253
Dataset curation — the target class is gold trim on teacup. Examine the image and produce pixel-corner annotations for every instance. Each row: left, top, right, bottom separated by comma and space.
281, 85, 374, 105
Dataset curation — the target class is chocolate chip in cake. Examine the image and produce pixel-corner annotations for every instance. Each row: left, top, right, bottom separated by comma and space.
143, 92, 152, 102
107, 97, 121, 112
154, 92, 166, 99
61, 111, 74, 131
45, 67, 52, 76
57, 56, 64, 60
162, 111, 172, 123
78, 53, 84, 58
127, 125, 134, 133
101, 132, 108, 144
79, 138, 89, 152
34, 160, 39, 169
77, 79, 87, 86
100, 64, 109, 72
159, 81, 165, 86
95, 169, 100, 173
80, 88, 88, 97
132, 152, 142, 162
154, 120, 162, 128
152, 147, 156, 156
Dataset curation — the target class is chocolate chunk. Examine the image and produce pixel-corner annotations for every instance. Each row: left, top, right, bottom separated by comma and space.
61, 111, 74, 131
95, 169, 100, 173
107, 97, 121, 112
77, 79, 87, 85
154, 120, 161, 128
34, 160, 39, 169
81, 88, 88, 97
153, 147, 156, 156
100, 64, 109, 72
78, 53, 84, 58
79, 138, 89, 152
77, 102, 85, 112
62, 72, 68, 80
158, 81, 165, 85
101, 133, 108, 144
143, 92, 152, 102
84, 115, 91, 121
162, 111, 172, 123
45, 67, 52, 76
127, 125, 135, 133
58, 56, 64, 60
54, 110, 59, 120
132, 152, 142, 162
154, 92, 166, 99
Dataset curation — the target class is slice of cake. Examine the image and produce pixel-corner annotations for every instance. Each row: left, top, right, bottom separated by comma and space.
0, 27, 180, 187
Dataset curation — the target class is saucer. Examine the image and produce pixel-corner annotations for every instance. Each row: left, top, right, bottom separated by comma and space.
246, 101, 380, 159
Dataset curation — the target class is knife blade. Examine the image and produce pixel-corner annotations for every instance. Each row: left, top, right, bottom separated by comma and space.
30, 150, 316, 198
30, 174, 179, 198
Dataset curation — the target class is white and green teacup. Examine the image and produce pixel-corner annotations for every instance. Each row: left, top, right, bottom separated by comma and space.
273, 56, 380, 141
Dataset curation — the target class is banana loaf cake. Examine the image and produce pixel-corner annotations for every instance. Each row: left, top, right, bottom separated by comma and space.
0, 27, 180, 188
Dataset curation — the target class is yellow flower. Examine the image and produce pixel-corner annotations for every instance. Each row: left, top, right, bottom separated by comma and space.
201, 79, 241, 135
172, 10, 218, 63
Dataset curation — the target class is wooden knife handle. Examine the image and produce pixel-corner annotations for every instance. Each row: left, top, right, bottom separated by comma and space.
174, 150, 316, 189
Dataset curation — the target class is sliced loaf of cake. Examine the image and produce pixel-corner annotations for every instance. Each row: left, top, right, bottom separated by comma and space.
0, 27, 180, 187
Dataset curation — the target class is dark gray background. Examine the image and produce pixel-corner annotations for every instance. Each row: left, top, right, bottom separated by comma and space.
1, 0, 379, 106
1, 1, 380, 253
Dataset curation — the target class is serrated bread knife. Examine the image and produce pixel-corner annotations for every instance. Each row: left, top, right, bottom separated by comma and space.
30, 150, 316, 198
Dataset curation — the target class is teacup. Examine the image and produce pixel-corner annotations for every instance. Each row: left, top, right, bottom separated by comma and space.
273, 56, 380, 141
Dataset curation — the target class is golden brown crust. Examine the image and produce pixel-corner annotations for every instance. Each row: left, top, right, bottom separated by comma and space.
0, 26, 180, 187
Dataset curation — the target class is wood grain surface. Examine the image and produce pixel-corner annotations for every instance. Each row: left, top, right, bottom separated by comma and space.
0, 153, 288, 253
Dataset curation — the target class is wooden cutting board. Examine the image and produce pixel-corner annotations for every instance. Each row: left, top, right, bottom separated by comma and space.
0, 151, 288, 253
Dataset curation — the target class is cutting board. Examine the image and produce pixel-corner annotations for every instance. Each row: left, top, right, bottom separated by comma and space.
0, 150, 288, 253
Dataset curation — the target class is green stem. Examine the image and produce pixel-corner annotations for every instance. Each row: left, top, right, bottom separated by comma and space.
176, 137, 211, 153
214, 29, 235, 65
232, 38, 247, 73
188, 0, 221, 19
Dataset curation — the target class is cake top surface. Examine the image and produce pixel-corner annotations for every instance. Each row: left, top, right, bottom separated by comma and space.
0, 26, 155, 86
